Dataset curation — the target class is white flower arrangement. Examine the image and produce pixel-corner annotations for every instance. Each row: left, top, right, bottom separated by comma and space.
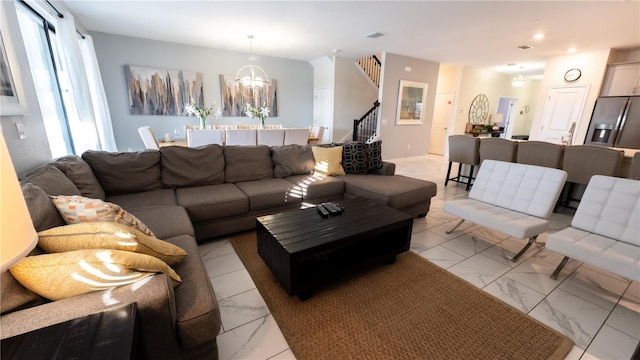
245, 103, 270, 127
184, 99, 221, 128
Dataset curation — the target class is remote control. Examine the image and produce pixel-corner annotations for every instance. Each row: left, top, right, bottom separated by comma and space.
322, 202, 342, 215
316, 204, 330, 218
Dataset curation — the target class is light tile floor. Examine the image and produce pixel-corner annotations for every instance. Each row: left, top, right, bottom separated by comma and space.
199, 154, 640, 360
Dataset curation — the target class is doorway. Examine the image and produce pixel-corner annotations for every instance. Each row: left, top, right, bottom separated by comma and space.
314, 87, 332, 143
429, 93, 453, 155
537, 85, 590, 144
496, 97, 518, 139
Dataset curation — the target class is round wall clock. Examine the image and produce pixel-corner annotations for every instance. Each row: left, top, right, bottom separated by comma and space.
469, 94, 489, 124
564, 68, 582, 82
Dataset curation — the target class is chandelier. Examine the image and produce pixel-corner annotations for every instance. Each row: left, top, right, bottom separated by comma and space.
511, 74, 525, 88
235, 35, 269, 102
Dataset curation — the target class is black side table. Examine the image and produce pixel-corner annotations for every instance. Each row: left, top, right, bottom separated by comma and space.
1, 302, 143, 360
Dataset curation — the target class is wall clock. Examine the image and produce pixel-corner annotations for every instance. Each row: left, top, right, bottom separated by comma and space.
469, 94, 489, 124
564, 68, 582, 82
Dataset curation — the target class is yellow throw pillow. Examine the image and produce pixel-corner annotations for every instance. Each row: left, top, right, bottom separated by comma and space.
38, 222, 187, 265
312, 146, 346, 176
50, 195, 156, 237
9, 249, 182, 301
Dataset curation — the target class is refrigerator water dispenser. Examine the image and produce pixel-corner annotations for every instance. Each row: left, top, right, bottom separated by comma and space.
590, 124, 613, 143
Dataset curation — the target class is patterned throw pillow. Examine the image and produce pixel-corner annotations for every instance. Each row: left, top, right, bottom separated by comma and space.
311, 146, 346, 176
342, 142, 368, 175
38, 222, 187, 265
365, 140, 383, 171
50, 195, 155, 237
9, 249, 181, 301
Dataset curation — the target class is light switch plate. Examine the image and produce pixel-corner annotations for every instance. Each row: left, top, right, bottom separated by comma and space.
15, 122, 27, 139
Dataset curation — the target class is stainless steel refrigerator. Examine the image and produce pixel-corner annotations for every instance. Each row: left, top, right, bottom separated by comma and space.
584, 96, 640, 149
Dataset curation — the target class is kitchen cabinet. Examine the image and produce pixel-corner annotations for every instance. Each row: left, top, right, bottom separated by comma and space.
601, 63, 640, 96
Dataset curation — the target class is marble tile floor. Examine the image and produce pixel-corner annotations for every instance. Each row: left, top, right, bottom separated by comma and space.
198, 154, 639, 360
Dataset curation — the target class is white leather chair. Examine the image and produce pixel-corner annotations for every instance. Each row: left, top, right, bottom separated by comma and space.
284, 128, 311, 145
186, 129, 224, 147
138, 126, 159, 150
444, 160, 567, 262
257, 129, 285, 146
225, 129, 257, 146
546, 175, 640, 281
308, 125, 324, 144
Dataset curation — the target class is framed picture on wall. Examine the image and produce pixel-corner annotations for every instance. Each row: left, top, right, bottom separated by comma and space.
395, 80, 427, 125
0, 4, 28, 116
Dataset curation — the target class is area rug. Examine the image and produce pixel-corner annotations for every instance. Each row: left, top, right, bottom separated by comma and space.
230, 231, 573, 360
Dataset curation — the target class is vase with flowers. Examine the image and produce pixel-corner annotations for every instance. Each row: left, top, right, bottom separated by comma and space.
245, 103, 270, 129
184, 99, 221, 129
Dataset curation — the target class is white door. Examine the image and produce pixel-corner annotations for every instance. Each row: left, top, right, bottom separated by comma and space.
314, 87, 332, 143
429, 93, 453, 155
537, 85, 590, 144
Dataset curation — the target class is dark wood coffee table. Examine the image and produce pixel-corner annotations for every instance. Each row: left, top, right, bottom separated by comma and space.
257, 198, 413, 299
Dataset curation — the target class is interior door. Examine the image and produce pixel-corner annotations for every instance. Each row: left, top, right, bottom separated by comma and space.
429, 93, 453, 155
537, 85, 590, 144
314, 87, 332, 143
497, 97, 518, 139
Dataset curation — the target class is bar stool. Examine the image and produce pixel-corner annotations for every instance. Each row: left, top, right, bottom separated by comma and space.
628, 152, 640, 180
479, 137, 518, 164
445, 135, 480, 191
516, 141, 565, 169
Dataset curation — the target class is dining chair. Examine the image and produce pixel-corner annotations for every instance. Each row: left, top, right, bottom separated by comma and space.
263, 124, 283, 129
308, 125, 325, 144
137, 126, 160, 150
214, 124, 238, 130
284, 128, 311, 145
186, 129, 225, 147
225, 129, 257, 145
238, 124, 259, 130
257, 129, 285, 146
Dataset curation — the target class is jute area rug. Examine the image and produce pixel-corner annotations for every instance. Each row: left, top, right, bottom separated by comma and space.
230, 231, 573, 360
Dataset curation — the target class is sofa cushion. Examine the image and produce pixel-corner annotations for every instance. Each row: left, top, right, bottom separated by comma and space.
20, 165, 81, 196
0, 270, 47, 315
224, 145, 273, 183
342, 142, 368, 175
168, 236, 221, 351
128, 206, 195, 240
37, 222, 187, 265
22, 183, 65, 232
271, 144, 315, 177
177, 184, 249, 221
312, 146, 345, 176
9, 249, 181, 301
285, 174, 345, 200
106, 189, 177, 212
82, 150, 162, 195
342, 174, 437, 210
236, 178, 303, 210
160, 145, 225, 188
50, 195, 155, 237
53, 156, 106, 200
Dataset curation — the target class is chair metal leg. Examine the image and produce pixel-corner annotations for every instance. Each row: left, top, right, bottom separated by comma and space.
550, 256, 570, 280
445, 219, 465, 234
510, 236, 537, 262
445, 161, 453, 186
466, 165, 475, 191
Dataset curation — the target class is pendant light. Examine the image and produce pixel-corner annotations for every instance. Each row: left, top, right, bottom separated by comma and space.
235, 35, 270, 102
512, 74, 525, 87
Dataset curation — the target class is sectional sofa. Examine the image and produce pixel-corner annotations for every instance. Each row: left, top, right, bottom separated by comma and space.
1, 143, 437, 359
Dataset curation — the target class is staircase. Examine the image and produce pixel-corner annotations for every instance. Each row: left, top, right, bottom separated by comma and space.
353, 55, 382, 142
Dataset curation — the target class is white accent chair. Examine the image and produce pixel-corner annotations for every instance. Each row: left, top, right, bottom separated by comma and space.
225, 129, 257, 146
284, 128, 311, 145
186, 129, 225, 147
257, 129, 285, 146
138, 126, 159, 150
308, 125, 324, 144
546, 175, 640, 281
444, 160, 568, 262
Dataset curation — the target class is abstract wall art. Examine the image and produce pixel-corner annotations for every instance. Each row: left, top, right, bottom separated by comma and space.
219, 74, 278, 117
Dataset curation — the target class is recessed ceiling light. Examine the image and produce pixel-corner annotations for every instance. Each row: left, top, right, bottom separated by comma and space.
568, 47, 577, 53
518, 45, 533, 50
365, 32, 384, 39
533, 33, 545, 40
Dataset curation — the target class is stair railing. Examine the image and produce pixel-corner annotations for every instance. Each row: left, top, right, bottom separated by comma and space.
356, 55, 381, 88
353, 101, 380, 142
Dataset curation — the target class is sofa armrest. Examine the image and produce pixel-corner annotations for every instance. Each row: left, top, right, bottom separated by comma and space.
1, 274, 182, 359
370, 161, 395, 176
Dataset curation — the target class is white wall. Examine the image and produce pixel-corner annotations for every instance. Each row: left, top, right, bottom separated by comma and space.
379, 52, 440, 159
528, 49, 611, 145
91, 32, 314, 152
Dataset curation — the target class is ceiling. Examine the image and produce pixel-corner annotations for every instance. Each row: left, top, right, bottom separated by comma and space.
59, 1, 640, 77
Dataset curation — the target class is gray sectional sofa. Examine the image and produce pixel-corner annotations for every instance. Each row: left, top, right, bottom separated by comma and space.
1, 143, 437, 359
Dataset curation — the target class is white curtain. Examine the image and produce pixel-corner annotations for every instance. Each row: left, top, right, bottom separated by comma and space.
56, 12, 117, 153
